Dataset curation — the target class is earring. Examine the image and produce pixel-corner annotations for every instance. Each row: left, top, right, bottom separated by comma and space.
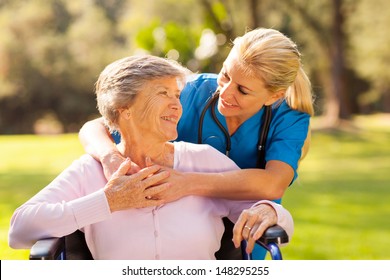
127, 112, 130, 118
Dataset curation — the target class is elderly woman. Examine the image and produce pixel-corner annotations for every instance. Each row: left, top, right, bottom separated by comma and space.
8, 55, 293, 259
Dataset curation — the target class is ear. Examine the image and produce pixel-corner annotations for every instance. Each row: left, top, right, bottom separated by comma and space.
264, 90, 285, 106
120, 109, 131, 120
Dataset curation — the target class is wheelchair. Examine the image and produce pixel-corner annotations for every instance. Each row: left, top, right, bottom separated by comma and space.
29, 225, 288, 260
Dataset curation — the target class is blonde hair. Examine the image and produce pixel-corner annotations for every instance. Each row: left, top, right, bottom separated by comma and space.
95, 55, 189, 131
233, 28, 314, 116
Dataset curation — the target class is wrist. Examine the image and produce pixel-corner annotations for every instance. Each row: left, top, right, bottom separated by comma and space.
185, 172, 210, 197
100, 146, 120, 163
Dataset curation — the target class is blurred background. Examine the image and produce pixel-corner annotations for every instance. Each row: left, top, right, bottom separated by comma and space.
1, 0, 389, 260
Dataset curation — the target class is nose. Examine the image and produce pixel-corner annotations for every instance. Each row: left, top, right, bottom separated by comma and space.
218, 80, 235, 100
169, 96, 182, 111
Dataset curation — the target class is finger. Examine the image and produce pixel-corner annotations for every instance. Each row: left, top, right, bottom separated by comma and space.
145, 156, 154, 167
129, 162, 141, 174
252, 220, 273, 241
144, 182, 171, 198
232, 211, 248, 248
134, 165, 163, 181
245, 234, 256, 254
143, 198, 166, 208
246, 222, 269, 254
245, 222, 263, 254
125, 156, 141, 175
142, 170, 170, 187
244, 213, 259, 235
112, 158, 131, 177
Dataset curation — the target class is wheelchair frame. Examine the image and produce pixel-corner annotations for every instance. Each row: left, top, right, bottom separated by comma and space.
29, 225, 288, 260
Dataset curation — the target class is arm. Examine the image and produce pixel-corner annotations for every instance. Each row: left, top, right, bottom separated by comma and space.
79, 118, 294, 201
160, 160, 293, 202
8, 157, 169, 249
189, 160, 293, 200
79, 118, 139, 179
8, 158, 112, 249
79, 117, 116, 161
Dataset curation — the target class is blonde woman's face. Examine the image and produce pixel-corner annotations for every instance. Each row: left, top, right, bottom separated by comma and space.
216, 50, 277, 126
129, 77, 182, 142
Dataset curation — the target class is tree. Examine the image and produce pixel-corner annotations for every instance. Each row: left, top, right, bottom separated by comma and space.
0, 0, 127, 133
1, 0, 389, 134
346, 0, 390, 113
273, 0, 352, 127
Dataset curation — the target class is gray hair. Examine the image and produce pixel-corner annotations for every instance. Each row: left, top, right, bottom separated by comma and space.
95, 55, 189, 131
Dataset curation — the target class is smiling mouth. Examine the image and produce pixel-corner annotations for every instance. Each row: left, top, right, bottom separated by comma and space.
221, 99, 238, 108
161, 116, 178, 123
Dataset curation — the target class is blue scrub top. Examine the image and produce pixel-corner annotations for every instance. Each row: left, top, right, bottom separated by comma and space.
177, 73, 310, 183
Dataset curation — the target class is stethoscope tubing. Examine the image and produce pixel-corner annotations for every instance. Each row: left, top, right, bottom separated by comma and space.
197, 91, 272, 168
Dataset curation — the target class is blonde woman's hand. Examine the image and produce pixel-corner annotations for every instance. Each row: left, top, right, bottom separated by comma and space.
141, 166, 189, 204
101, 149, 141, 180
104, 158, 170, 211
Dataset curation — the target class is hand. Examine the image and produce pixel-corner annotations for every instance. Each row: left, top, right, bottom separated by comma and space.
104, 158, 170, 211
101, 149, 141, 180
142, 164, 189, 204
141, 157, 189, 203
232, 203, 278, 254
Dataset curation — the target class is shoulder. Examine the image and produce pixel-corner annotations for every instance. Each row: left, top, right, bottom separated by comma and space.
272, 100, 310, 128
185, 73, 218, 87
173, 141, 239, 172
67, 154, 104, 177
76, 154, 102, 167
175, 141, 218, 154
181, 73, 218, 102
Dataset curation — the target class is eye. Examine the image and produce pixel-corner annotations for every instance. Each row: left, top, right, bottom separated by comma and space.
221, 70, 230, 81
158, 91, 168, 96
238, 86, 249, 95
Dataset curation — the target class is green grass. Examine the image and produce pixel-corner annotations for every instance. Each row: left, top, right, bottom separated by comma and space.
0, 134, 84, 260
282, 114, 390, 259
1, 114, 389, 260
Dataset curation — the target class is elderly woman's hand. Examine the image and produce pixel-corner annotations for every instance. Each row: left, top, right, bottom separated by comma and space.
104, 158, 170, 211
232, 203, 278, 254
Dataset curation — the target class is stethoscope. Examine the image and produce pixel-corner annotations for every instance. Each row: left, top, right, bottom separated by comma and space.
197, 91, 272, 169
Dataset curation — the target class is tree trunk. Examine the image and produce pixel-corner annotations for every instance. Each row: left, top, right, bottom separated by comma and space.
329, 0, 351, 120
249, 0, 261, 28
290, 0, 352, 127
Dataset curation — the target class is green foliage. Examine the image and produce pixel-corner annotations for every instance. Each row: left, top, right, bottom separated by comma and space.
346, 0, 390, 105
0, 0, 128, 134
1, 0, 390, 133
135, 20, 160, 51
1, 115, 390, 260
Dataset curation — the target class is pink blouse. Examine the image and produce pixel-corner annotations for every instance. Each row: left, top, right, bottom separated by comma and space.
9, 141, 293, 259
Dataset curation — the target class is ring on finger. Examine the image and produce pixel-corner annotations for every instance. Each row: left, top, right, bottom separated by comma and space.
244, 225, 252, 231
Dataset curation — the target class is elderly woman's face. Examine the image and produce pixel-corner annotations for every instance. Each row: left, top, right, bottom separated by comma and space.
129, 76, 183, 141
